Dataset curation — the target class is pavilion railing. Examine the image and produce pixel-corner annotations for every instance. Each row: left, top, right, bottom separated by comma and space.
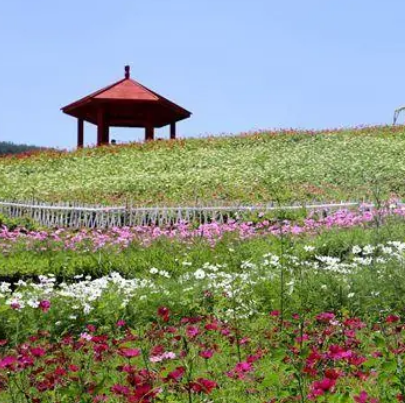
0, 199, 378, 229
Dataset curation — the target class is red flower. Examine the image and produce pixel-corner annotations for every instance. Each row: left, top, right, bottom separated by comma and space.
111, 384, 130, 396
157, 307, 170, 322
190, 378, 218, 394
386, 315, 400, 323
165, 366, 185, 382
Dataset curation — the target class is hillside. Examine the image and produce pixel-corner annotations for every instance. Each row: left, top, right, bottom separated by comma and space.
0, 125, 404, 206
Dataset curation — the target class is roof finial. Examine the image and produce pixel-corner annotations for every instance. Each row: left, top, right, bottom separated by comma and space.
125, 65, 130, 79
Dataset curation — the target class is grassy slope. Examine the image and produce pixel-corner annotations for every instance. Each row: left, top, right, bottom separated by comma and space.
0, 126, 404, 205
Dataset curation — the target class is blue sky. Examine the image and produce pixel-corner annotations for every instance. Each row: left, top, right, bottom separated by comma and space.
1, 0, 405, 148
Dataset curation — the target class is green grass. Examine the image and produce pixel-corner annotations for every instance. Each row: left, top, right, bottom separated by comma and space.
1, 125, 405, 205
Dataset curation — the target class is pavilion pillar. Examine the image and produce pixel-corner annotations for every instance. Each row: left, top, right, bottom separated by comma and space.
145, 124, 154, 141
97, 108, 106, 146
102, 119, 110, 145
170, 122, 176, 140
77, 118, 84, 148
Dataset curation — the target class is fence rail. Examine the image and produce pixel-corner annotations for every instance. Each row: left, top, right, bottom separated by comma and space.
0, 199, 374, 229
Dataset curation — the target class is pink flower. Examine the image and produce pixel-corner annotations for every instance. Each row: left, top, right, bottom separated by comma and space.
80, 332, 93, 341
327, 345, 353, 361
235, 361, 253, 373
316, 312, 335, 323
186, 325, 200, 338
116, 320, 126, 327
120, 348, 141, 358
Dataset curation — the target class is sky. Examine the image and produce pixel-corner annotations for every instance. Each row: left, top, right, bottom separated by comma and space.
1, 0, 405, 148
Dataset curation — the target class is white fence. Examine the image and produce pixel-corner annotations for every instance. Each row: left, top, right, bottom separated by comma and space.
0, 199, 369, 229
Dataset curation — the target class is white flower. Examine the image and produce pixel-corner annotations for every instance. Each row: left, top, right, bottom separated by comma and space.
0, 283, 11, 293
149, 268, 159, 275
352, 245, 362, 254
83, 304, 92, 315
26, 299, 40, 308
16, 280, 27, 287
304, 246, 315, 252
194, 269, 206, 280
347, 293, 355, 298
363, 245, 375, 255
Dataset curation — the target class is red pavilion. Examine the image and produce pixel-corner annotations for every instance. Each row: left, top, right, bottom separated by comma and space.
62, 66, 192, 147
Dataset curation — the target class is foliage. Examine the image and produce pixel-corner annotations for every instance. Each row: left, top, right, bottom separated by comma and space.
0, 141, 45, 156
0, 213, 39, 232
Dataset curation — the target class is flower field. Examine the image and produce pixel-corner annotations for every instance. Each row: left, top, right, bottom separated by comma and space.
1, 125, 405, 205
3, 239, 405, 401
3, 126, 405, 401
2, 309, 405, 402
2, 209, 405, 401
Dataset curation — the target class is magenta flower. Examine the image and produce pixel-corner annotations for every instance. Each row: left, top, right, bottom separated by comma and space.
0, 356, 16, 369
39, 300, 51, 313
120, 348, 141, 358
186, 325, 200, 338
199, 349, 214, 359
354, 391, 378, 403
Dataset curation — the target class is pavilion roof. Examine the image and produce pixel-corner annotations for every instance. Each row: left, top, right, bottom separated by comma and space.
61, 67, 191, 128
